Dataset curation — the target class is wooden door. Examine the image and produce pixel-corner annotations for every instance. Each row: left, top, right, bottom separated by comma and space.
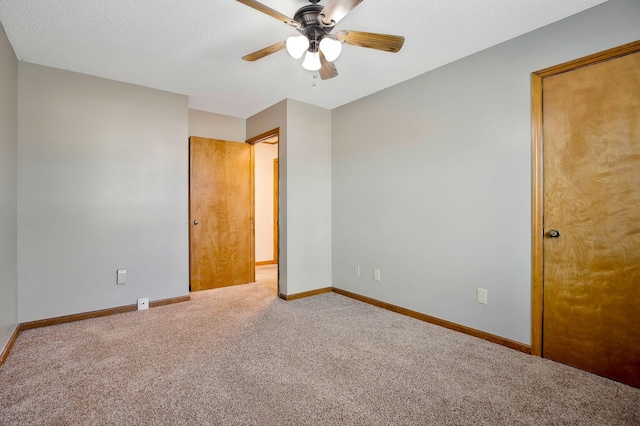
541, 50, 640, 387
189, 137, 255, 291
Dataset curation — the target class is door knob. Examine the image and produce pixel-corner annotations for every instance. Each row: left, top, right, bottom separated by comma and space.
193, 220, 199, 225
548, 229, 560, 238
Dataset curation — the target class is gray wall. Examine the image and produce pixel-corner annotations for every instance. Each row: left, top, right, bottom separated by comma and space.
331, 0, 640, 344
0, 23, 18, 350
188, 109, 246, 142
247, 99, 333, 296
286, 100, 332, 295
18, 63, 189, 322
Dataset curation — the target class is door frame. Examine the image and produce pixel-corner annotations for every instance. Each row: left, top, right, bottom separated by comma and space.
246, 128, 280, 295
274, 158, 279, 265
530, 40, 640, 357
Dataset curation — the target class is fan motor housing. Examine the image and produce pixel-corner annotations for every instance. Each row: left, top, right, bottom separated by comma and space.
293, 4, 333, 51
293, 5, 323, 27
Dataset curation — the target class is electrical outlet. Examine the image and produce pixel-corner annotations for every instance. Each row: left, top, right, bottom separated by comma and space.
116, 269, 127, 285
137, 297, 149, 311
374, 268, 381, 281
354, 265, 360, 276
477, 288, 488, 305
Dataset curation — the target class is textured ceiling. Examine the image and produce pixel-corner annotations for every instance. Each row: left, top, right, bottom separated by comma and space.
0, 0, 607, 118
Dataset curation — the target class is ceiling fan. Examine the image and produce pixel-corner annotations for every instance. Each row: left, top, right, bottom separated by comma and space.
237, 0, 405, 80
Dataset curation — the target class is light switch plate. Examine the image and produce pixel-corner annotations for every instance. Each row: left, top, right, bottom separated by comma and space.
477, 288, 488, 305
117, 269, 127, 285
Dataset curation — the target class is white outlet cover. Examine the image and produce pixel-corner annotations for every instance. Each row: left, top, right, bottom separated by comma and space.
137, 297, 149, 311
374, 269, 381, 281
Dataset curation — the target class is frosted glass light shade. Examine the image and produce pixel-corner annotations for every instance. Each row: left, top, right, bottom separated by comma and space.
286, 35, 309, 59
319, 37, 342, 62
302, 51, 321, 71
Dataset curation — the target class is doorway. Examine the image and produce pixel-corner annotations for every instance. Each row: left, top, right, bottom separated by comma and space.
531, 41, 640, 387
247, 129, 280, 296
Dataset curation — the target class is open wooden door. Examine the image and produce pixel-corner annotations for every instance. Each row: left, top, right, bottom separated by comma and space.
189, 136, 255, 291
532, 42, 640, 387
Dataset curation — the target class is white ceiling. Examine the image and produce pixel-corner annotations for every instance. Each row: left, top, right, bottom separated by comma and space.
0, 0, 607, 118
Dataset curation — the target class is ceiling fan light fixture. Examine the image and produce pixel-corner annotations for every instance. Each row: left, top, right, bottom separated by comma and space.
238, 0, 405, 80
319, 37, 342, 62
286, 35, 309, 59
302, 51, 321, 71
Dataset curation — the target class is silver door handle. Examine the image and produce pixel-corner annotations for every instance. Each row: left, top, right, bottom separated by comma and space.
193, 220, 199, 225
548, 229, 560, 238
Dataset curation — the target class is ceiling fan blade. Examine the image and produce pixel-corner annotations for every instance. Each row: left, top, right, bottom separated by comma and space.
242, 41, 286, 61
319, 51, 338, 80
236, 0, 298, 27
319, 0, 364, 25
338, 31, 405, 53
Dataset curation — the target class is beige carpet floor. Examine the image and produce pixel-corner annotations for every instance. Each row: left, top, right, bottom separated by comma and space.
1, 265, 638, 425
